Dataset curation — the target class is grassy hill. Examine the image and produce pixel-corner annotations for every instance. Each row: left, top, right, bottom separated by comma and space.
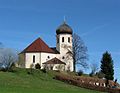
0, 68, 103, 93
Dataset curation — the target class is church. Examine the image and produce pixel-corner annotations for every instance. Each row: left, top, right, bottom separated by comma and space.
19, 21, 74, 72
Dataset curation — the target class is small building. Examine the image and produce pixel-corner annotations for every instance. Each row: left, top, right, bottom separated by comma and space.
18, 21, 74, 71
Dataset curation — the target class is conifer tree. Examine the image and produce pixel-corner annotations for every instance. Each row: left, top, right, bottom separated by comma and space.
100, 51, 114, 80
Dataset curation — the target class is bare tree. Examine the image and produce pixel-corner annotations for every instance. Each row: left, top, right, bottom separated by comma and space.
90, 62, 99, 76
67, 33, 88, 72
0, 48, 18, 70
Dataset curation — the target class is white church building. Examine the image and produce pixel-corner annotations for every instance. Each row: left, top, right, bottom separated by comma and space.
19, 21, 74, 71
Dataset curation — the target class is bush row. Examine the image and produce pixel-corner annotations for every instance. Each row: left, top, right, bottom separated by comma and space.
54, 74, 120, 93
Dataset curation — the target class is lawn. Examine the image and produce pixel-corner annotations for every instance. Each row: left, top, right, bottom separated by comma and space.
0, 68, 103, 93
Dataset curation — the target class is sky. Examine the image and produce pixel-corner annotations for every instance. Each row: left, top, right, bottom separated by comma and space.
0, 0, 120, 82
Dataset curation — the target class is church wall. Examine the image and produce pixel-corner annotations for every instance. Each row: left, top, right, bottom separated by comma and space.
25, 53, 41, 68
17, 53, 25, 68
60, 55, 73, 71
44, 64, 65, 71
40, 52, 59, 69
57, 34, 73, 71
24, 51, 73, 71
25, 52, 60, 69
56, 34, 72, 54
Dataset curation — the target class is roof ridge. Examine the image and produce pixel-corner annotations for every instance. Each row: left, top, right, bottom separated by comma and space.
21, 37, 55, 53
43, 57, 66, 65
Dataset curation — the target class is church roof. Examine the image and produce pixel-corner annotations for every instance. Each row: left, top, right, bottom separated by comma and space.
43, 57, 66, 65
50, 47, 60, 54
21, 38, 55, 53
56, 22, 73, 35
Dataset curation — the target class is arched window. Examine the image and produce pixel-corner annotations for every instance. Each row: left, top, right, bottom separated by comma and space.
68, 37, 70, 43
62, 37, 64, 42
33, 55, 35, 63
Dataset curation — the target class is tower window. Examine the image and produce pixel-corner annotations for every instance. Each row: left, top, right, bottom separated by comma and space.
68, 37, 70, 43
33, 55, 35, 63
62, 37, 64, 42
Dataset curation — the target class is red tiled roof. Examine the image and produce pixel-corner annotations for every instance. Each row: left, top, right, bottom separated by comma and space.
43, 57, 66, 65
22, 38, 55, 53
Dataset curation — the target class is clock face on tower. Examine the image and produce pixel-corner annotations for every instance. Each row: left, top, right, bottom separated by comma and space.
61, 44, 72, 49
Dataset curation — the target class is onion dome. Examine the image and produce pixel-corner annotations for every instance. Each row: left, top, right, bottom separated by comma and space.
56, 22, 73, 35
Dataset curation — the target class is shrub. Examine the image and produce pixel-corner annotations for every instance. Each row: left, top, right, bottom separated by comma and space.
77, 70, 83, 76
55, 74, 120, 93
35, 63, 41, 69
27, 71, 31, 75
26, 68, 33, 75
0, 67, 7, 72
8, 63, 16, 72
0, 63, 16, 72
89, 71, 94, 77
96, 71, 105, 79
41, 68, 47, 73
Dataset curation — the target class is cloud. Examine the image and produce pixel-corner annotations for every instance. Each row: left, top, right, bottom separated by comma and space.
81, 24, 108, 37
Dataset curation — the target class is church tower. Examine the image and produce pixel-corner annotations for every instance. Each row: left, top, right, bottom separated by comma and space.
56, 21, 73, 71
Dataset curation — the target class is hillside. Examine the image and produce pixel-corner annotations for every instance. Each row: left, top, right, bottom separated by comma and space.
0, 68, 103, 93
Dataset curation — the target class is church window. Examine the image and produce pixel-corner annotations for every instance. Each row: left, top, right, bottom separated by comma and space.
33, 55, 35, 63
62, 56, 65, 59
62, 37, 64, 42
47, 56, 50, 59
68, 37, 70, 43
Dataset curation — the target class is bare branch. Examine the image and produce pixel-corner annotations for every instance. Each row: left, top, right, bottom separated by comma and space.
67, 33, 88, 71
0, 48, 18, 70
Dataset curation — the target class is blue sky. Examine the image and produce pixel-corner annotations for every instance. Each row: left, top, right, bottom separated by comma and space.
0, 0, 120, 82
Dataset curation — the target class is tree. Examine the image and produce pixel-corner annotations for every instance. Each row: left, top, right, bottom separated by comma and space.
90, 62, 99, 76
35, 63, 41, 69
0, 48, 18, 71
100, 51, 114, 80
96, 71, 105, 79
77, 70, 83, 76
67, 33, 88, 72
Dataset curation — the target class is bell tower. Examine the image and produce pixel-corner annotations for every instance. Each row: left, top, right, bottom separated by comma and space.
56, 21, 73, 71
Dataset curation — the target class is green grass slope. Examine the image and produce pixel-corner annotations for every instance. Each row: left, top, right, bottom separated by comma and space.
0, 68, 103, 93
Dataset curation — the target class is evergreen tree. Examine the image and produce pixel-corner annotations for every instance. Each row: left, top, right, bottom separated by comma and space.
100, 51, 114, 80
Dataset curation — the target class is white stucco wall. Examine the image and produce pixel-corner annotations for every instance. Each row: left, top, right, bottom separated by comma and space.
25, 52, 41, 68
40, 52, 57, 69
56, 34, 72, 53
56, 34, 73, 71
25, 52, 60, 69
45, 64, 65, 71
25, 51, 73, 71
